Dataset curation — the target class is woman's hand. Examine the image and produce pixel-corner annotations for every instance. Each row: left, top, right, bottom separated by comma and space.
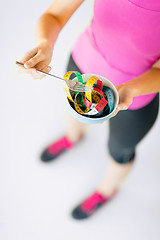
110, 84, 134, 118
16, 0, 85, 80
16, 39, 53, 79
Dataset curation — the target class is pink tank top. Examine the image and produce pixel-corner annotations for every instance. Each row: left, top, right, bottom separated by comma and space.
72, 0, 160, 109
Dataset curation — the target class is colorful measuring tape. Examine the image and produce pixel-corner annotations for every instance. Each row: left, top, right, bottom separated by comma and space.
63, 71, 115, 118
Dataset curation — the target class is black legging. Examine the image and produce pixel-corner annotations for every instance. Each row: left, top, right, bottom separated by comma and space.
66, 54, 159, 164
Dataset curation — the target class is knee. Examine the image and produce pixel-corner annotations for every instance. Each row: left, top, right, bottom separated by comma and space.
108, 144, 136, 164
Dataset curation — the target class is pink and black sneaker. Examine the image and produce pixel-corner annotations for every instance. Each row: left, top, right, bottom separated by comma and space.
40, 136, 74, 162
71, 191, 117, 220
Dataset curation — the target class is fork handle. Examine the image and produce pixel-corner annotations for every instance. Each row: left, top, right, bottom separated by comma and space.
16, 61, 65, 81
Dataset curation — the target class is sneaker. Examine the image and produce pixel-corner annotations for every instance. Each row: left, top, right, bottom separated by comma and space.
71, 191, 117, 220
40, 136, 74, 162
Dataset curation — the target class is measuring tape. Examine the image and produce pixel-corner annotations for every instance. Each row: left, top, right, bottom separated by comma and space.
63, 71, 115, 118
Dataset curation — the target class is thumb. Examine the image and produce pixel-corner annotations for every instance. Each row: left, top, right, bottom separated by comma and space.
24, 51, 44, 69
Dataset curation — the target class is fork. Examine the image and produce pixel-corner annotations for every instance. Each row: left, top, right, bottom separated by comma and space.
16, 61, 93, 92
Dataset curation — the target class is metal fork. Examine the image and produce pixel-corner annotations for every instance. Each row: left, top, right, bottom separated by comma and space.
16, 61, 93, 92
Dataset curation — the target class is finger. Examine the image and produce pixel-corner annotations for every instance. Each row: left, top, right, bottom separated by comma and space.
109, 104, 128, 119
24, 52, 44, 69
34, 65, 52, 79
117, 104, 128, 111
30, 66, 51, 80
20, 48, 38, 64
16, 65, 36, 75
26, 68, 42, 79
17, 62, 51, 80
42, 65, 52, 72
16, 62, 42, 79
28, 67, 43, 79
34, 57, 51, 70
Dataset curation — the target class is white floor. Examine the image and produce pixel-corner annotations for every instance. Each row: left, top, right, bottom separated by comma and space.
1, 1, 160, 240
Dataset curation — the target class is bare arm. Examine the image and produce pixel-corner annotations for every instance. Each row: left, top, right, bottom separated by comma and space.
122, 63, 160, 97
18, 0, 84, 77
36, 0, 84, 47
111, 60, 160, 117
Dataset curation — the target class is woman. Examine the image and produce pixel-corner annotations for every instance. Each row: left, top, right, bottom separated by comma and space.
17, 0, 160, 220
